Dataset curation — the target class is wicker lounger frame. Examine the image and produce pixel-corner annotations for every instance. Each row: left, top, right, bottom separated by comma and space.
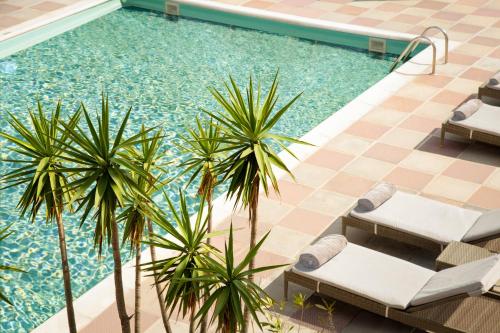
441, 120, 500, 148
341, 214, 500, 253
284, 270, 500, 333
478, 80, 500, 102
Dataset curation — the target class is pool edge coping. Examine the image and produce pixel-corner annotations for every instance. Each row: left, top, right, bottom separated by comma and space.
2, 1, 459, 332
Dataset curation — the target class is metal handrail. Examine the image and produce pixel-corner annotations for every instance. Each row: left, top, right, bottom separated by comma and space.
420, 26, 448, 63
390, 35, 437, 74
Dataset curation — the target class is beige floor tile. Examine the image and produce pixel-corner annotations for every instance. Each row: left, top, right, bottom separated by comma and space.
237, 197, 293, 225
445, 77, 482, 95
378, 127, 429, 149
399, 150, 454, 174
484, 169, 500, 191
343, 156, 395, 181
361, 107, 408, 127
325, 133, 372, 156
413, 101, 453, 121
266, 180, 315, 205
261, 225, 314, 258
396, 83, 440, 101
282, 162, 336, 188
423, 175, 479, 202
299, 189, 354, 216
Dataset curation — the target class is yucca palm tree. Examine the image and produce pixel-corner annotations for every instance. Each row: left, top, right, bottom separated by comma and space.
143, 190, 216, 333
118, 129, 172, 333
204, 72, 307, 331
0, 225, 24, 305
0, 101, 79, 332
60, 95, 153, 333
194, 225, 286, 333
179, 116, 223, 238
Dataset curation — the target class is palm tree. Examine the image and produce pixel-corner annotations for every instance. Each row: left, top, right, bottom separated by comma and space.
178, 116, 223, 238
0, 225, 24, 305
143, 190, 216, 333
204, 72, 307, 331
178, 116, 225, 333
194, 225, 286, 333
118, 129, 172, 333
60, 95, 153, 333
0, 101, 79, 332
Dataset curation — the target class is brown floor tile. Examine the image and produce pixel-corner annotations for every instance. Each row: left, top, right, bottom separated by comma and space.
381, 95, 423, 112
415, 0, 448, 10
392, 14, 424, 24
489, 48, 500, 59
418, 136, 468, 158
0, 3, 21, 14
279, 207, 334, 235
432, 11, 464, 21
460, 67, 495, 81
447, 52, 479, 66
244, 0, 274, 9
377, 2, 406, 12
349, 17, 383, 27
473, 8, 500, 17
413, 74, 453, 88
431, 90, 469, 105
468, 187, 500, 209
305, 149, 353, 171
384, 167, 433, 191
450, 23, 483, 33
0, 15, 23, 28
336, 4, 366, 15
267, 180, 315, 205
399, 115, 441, 133
345, 121, 390, 140
31, 1, 65, 11
322, 172, 375, 197
363, 143, 411, 164
443, 159, 495, 183
469, 36, 500, 47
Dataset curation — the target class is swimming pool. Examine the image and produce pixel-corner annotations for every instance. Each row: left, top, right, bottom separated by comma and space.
0, 6, 397, 332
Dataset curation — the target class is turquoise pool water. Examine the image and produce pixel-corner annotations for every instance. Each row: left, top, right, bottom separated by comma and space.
0, 7, 395, 332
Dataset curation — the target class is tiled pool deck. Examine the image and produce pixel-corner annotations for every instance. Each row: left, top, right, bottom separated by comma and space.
2, 0, 500, 332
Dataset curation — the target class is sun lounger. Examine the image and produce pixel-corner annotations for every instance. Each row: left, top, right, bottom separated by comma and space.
441, 99, 500, 147
478, 71, 500, 102
284, 242, 500, 333
342, 190, 500, 252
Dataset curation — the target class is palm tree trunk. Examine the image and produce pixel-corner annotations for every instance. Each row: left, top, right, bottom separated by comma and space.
242, 176, 260, 333
189, 307, 196, 333
147, 219, 172, 333
111, 214, 131, 333
200, 187, 212, 333
55, 212, 77, 333
134, 242, 142, 333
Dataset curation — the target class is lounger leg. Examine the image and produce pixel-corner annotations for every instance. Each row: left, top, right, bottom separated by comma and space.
283, 272, 289, 301
440, 126, 446, 147
341, 219, 347, 236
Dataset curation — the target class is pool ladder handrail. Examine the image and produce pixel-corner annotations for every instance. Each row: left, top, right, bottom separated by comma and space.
390, 26, 449, 74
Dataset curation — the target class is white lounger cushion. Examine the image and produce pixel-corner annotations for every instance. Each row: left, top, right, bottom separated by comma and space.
462, 209, 500, 242
292, 243, 434, 309
351, 191, 481, 244
411, 254, 500, 306
449, 103, 500, 136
